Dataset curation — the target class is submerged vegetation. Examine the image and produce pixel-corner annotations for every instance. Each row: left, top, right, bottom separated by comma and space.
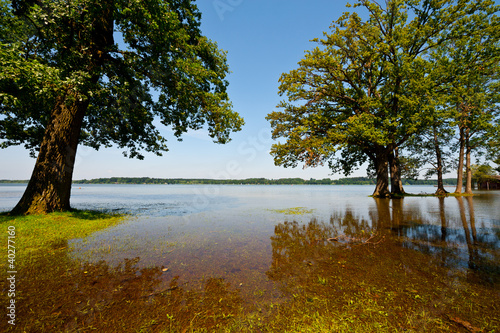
268, 207, 315, 215
0, 211, 125, 261
1, 204, 498, 332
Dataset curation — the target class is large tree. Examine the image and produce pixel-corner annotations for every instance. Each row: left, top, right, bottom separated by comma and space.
0, 0, 244, 214
266, 0, 498, 197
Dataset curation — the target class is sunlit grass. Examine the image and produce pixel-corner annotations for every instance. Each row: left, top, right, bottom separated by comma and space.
0, 210, 126, 261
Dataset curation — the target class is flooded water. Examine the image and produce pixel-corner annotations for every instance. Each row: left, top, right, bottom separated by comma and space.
1, 184, 499, 331
3, 184, 500, 286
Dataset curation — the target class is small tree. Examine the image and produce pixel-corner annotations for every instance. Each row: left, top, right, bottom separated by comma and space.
403, 105, 456, 195
471, 164, 497, 189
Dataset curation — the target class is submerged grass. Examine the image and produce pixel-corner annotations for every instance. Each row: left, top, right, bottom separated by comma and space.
268, 207, 315, 215
0, 212, 498, 332
0, 210, 126, 261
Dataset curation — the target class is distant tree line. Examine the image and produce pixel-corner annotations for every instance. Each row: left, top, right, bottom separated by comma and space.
62, 177, 458, 186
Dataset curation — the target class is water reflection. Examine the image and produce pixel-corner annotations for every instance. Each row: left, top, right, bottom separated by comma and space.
269, 196, 500, 288
4, 191, 499, 332
266, 199, 499, 331
398, 197, 499, 285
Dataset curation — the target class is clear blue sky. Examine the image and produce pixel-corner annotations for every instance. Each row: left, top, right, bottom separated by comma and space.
1, 0, 356, 180
0, 0, 461, 180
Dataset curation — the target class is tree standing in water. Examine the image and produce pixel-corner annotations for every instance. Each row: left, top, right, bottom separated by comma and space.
267, 0, 498, 197
430, 21, 500, 194
0, 0, 243, 214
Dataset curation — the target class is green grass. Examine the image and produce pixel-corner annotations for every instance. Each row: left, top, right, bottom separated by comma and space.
0, 210, 126, 261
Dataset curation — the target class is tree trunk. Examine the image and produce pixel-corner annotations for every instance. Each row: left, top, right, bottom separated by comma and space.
372, 150, 391, 198
389, 147, 405, 195
10, 2, 114, 215
433, 126, 448, 196
454, 127, 465, 194
464, 136, 473, 194
11, 93, 88, 215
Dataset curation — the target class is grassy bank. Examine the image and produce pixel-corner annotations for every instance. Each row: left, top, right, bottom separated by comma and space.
0, 212, 498, 332
0, 211, 126, 262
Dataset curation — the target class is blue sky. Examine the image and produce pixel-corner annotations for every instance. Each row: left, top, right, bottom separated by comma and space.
1, 0, 358, 180
10, 0, 493, 181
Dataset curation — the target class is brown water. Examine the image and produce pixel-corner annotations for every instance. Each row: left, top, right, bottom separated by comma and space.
67, 185, 499, 300
2, 184, 499, 331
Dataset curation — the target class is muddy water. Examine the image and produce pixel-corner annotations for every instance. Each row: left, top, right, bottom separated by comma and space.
65, 185, 499, 297
1, 184, 499, 331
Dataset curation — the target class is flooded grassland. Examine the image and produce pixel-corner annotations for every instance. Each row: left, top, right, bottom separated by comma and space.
0, 185, 499, 332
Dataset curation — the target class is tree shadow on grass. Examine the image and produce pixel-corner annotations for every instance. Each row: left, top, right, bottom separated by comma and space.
68, 208, 126, 220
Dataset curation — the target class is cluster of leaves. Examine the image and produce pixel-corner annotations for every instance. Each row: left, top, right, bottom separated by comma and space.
0, 0, 243, 159
267, 0, 500, 189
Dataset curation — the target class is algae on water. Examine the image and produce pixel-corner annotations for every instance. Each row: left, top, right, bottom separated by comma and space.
268, 207, 315, 215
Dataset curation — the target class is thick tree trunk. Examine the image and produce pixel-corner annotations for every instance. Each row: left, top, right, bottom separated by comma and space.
10, 2, 114, 215
372, 150, 391, 198
455, 127, 465, 194
11, 93, 88, 215
433, 127, 448, 196
389, 147, 405, 195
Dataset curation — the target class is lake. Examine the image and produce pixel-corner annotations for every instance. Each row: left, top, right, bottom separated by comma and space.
2, 184, 499, 331
2, 184, 499, 284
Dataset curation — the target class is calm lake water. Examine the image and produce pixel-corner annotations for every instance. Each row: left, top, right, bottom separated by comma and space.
2, 184, 499, 296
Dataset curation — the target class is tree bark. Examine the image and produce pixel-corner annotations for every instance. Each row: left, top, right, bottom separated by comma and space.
11, 93, 88, 215
464, 132, 473, 194
389, 147, 405, 195
372, 150, 391, 198
433, 126, 448, 196
454, 126, 465, 194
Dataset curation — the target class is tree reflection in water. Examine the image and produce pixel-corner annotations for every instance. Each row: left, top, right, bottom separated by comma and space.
267, 198, 499, 331
2, 195, 499, 332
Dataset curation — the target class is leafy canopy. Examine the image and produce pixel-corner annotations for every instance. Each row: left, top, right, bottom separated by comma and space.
0, 0, 243, 159
267, 0, 499, 176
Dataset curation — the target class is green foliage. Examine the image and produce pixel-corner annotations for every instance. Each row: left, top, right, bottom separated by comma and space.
471, 163, 497, 185
267, 0, 499, 189
494, 156, 500, 174
0, 0, 243, 159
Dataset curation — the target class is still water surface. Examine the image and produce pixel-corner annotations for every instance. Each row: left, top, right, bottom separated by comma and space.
2, 184, 499, 298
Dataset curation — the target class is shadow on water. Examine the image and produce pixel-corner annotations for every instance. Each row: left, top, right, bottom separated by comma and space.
1, 194, 499, 332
